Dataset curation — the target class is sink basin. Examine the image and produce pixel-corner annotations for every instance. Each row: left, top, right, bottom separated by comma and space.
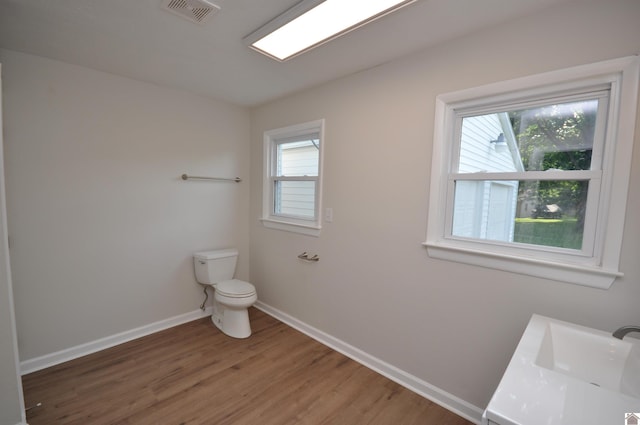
535, 321, 640, 397
483, 314, 640, 425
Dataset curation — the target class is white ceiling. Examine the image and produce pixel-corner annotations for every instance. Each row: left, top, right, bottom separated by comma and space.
0, 0, 572, 107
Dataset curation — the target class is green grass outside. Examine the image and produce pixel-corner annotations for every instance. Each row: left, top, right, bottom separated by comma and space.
514, 217, 583, 249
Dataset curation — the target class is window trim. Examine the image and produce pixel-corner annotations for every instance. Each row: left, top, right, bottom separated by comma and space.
262, 119, 325, 237
424, 57, 639, 289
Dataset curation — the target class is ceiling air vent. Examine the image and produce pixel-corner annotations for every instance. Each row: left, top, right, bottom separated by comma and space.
161, 0, 220, 25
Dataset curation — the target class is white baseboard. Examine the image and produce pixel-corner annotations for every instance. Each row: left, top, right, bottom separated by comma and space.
20, 307, 213, 375
254, 301, 483, 425
19, 302, 483, 424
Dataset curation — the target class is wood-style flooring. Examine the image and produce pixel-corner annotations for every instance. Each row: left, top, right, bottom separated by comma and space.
22, 308, 474, 425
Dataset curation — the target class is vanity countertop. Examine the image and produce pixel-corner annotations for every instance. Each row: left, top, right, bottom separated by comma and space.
483, 314, 640, 425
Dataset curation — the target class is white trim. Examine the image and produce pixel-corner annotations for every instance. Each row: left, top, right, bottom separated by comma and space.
20, 307, 212, 375
260, 217, 321, 236
18, 300, 482, 423
262, 119, 325, 236
424, 243, 621, 289
426, 56, 639, 289
254, 301, 483, 425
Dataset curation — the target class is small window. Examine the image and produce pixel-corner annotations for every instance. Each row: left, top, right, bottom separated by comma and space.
425, 57, 639, 289
262, 120, 324, 236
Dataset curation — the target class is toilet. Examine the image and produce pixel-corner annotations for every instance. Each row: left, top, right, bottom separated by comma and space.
193, 248, 257, 338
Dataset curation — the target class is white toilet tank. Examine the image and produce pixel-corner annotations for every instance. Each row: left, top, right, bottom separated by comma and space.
193, 248, 238, 285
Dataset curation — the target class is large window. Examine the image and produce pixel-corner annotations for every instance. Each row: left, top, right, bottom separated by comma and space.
262, 120, 324, 236
425, 57, 639, 288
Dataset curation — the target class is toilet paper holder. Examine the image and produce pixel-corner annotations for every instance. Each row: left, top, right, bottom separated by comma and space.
297, 252, 319, 262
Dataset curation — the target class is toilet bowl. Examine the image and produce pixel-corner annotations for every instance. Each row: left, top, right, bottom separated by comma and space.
193, 249, 257, 339
212, 279, 257, 338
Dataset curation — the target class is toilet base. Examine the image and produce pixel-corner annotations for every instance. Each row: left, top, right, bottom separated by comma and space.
212, 301, 252, 339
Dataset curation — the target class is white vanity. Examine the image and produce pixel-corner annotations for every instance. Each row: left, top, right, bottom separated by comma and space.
483, 314, 640, 425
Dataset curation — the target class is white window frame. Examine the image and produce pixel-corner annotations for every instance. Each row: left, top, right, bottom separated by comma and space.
262, 119, 324, 237
425, 57, 639, 289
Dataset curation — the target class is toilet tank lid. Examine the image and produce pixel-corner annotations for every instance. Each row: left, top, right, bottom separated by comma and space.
194, 248, 238, 260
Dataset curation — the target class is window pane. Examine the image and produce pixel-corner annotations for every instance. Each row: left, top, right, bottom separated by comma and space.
452, 180, 588, 249
458, 99, 599, 173
274, 180, 316, 219
458, 113, 521, 173
452, 180, 518, 241
277, 139, 319, 177
512, 100, 597, 171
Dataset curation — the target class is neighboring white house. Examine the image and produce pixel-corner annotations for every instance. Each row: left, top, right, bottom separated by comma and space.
276, 139, 320, 219
452, 112, 523, 242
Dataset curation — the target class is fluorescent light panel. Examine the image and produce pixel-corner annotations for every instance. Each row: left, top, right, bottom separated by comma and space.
247, 0, 416, 61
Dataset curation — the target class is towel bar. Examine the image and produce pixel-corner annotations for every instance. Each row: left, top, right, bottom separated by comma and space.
181, 174, 241, 183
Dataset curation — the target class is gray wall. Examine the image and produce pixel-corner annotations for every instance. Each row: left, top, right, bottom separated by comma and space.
0, 48, 251, 362
2, 0, 640, 422
0, 60, 23, 425
249, 0, 640, 412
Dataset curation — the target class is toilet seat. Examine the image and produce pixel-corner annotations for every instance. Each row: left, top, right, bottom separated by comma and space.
215, 279, 256, 298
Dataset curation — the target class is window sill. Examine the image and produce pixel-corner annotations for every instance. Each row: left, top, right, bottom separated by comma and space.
423, 242, 622, 289
261, 218, 321, 237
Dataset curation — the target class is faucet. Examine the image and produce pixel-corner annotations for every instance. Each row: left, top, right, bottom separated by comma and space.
613, 326, 640, 340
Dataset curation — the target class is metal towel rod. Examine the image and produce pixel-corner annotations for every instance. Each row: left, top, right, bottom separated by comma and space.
181, 174, 241, 183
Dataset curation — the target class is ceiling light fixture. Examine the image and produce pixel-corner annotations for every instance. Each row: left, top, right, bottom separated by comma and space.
244, 0, 416, 62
